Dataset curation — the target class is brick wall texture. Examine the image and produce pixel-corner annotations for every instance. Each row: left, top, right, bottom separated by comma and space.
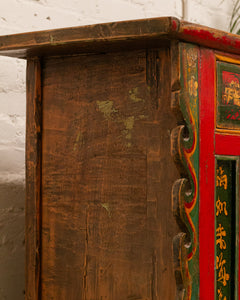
0, 0, 235, 299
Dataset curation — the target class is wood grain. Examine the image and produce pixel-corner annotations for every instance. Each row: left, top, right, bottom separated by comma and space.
0, 17, 175, 58
38, 48, 178, 299
1, 17, 240, 59
25, 58, 42, 300
171, 41, 180, 92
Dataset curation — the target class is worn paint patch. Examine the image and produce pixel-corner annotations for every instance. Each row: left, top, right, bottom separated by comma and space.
50, 35, 54, 43
101, 203, 111, 217
129, 87, 145, 103
122, 116, 135, 147
49, 34, 67, 46
73, 131, 84, 151
96, 100, 118, 120
97, 97, 146, 147
123, 116, 135, 140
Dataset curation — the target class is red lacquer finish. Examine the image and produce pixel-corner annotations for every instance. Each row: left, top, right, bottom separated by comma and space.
181, 28, 240, 50
199, 49, 215, 300
177, 21, 240, 55
171, 19, 178, 31
215, 134, 240, 155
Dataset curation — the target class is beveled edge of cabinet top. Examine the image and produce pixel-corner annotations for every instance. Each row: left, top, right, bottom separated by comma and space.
0, 16, 240, 58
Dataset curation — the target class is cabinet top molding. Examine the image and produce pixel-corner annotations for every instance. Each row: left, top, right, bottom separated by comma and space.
1, 16, 240, 58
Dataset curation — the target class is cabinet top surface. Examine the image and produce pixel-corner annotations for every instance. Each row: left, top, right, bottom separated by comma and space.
1, 16, 240, 58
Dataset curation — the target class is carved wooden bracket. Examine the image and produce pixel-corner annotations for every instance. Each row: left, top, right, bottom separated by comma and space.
171, 42, 200, 300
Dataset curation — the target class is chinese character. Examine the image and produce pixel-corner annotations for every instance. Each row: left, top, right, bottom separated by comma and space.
216, 197, 228, 216
233, 86, 240, 106
216, 224, 227, 250
217, 252, 230, 287
222, 80, 240, 106
217, 287, 227, 300
223, 86, 234, 104
216, 166, 228, 190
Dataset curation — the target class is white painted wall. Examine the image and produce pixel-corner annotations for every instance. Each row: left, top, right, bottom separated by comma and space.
0, 0, 235, 299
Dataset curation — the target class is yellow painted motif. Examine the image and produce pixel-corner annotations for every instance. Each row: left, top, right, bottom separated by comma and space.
223, 81, 240, 106
216, 224, 227, 250
188, 75, 198, 97
217, 287, 227, 300
216, 252, 230, 287
186, 48, 198, 67
216, 167, 228, 190
216, 197, 228, 216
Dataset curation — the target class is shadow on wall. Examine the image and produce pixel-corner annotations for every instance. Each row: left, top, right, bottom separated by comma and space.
0, 181, 25, 300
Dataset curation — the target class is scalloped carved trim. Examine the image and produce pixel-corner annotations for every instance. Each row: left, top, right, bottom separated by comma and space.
173, 232, 189, 300
171, 43, 200, 300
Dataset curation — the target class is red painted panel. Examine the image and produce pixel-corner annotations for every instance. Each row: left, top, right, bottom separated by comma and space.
199, 49, 215, 300
215, 134, 240, 155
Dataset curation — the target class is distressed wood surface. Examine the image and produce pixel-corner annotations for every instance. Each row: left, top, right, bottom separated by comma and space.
37, 48, 179, 299
1, 17, 240, 58
25, 58, 42, 299
0, 17, 175, 58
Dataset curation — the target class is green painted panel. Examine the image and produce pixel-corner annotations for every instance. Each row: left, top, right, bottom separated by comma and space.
215, 158, 237, 300
179, 43, 199, 300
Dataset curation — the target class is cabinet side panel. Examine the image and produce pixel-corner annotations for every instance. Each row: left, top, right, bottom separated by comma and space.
41, 49, 178, 299
25, 59, 42, 300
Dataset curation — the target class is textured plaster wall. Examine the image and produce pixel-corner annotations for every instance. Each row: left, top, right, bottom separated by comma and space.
0, 0, 235, 299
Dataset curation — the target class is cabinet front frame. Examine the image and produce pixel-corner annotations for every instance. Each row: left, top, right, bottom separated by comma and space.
199, 50, 240, 300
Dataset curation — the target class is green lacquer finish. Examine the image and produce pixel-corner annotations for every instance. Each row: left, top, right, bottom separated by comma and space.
215, 158, 238, 300
180, 43, 199, 300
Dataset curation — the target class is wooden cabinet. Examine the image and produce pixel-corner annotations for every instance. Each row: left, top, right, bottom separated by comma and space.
1, 17, 240, 299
